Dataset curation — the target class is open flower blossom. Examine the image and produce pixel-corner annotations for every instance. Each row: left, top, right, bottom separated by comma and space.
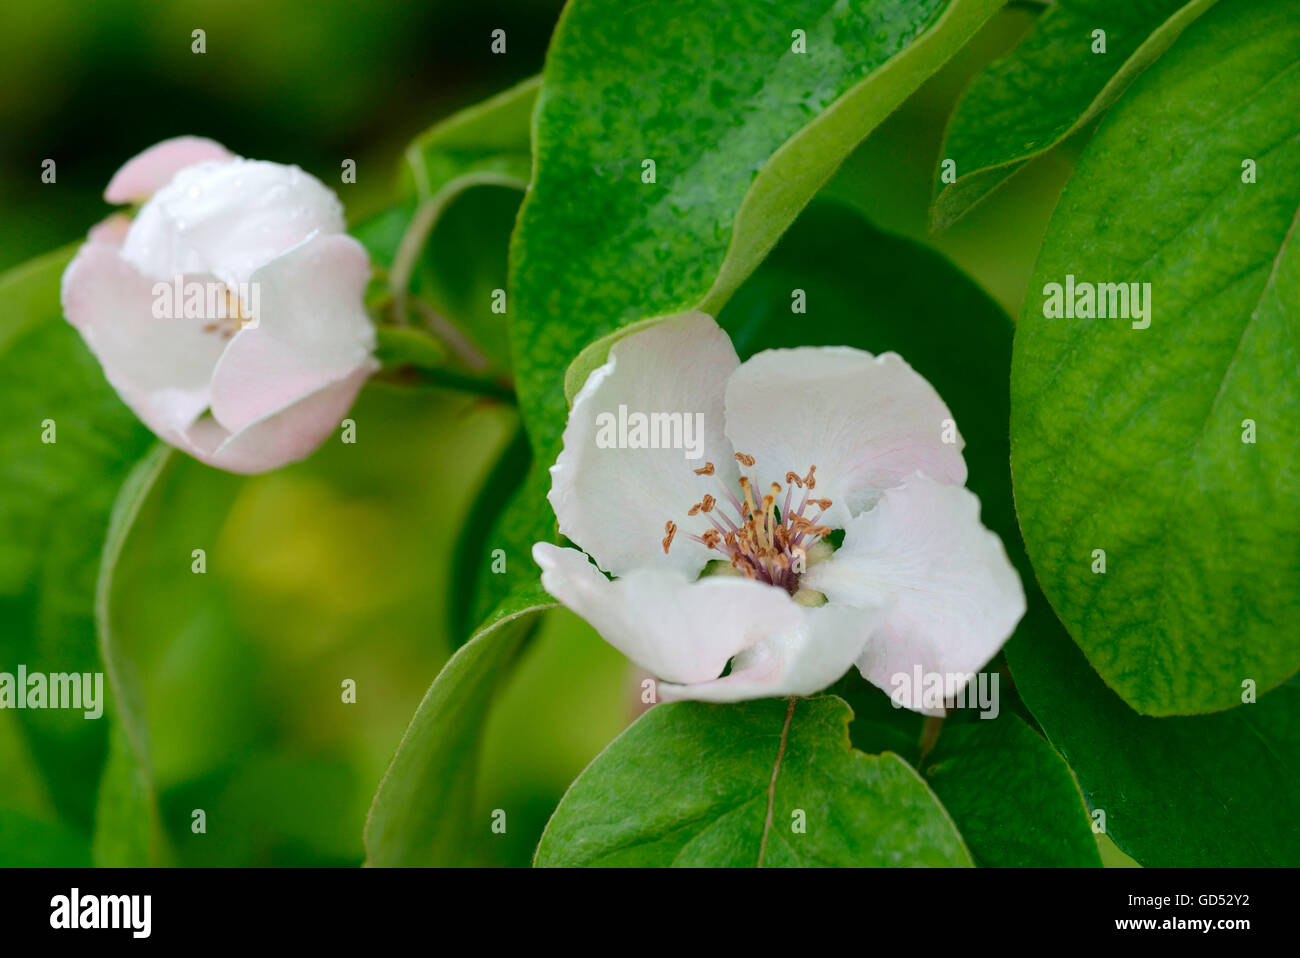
533, 312, 1026, 710
61, 136, 378, 474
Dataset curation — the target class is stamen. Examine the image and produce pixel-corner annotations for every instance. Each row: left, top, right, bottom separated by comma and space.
739, 476, 757, 520
662, 520, 677, 554
791, 545, 807, 572
671, 455, 833, 594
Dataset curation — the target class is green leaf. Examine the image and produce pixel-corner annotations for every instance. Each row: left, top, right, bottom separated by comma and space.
535, 695, 971, 867
354, 78, 536, 374
467, 461, 556, 637
92, 447, 245, 867
415, 187, 525, 372
97, 451, 249, 794
0, 709, 91, 866
932, 0, 1219, 230
448, 422, 532, 643
1010, 0, 1300, 715
350, 201, 416, 271
374, 324, 448, 371
511, 0, 1004, 464
364, 597, 552, 866
0, 810, 91, 867
825, 671, 927, 766
921, 714, 1101, 867
0, 247, 153, 830
1006, 601, 1300, 866
389, 76, 537, 317
92, 443, 173, 867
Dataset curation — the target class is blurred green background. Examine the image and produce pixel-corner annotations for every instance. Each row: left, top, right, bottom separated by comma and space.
2, 0, 1134, 867
0, 0, 563, 269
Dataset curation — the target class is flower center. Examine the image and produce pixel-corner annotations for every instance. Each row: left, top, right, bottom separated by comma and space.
663, 451, 832, 595
201, 288, 257, 339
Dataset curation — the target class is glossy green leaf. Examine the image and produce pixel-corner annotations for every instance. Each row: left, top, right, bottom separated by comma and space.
91, 443, 173, 867
0, 247, 153, 831
353, 78, 536, 374
1006, 602, 1300, 866
448, 422, 532, 642
466, 461, 555, 639
389, 77, 536, 322
1011, 0, 1300, 715
510, 0, 1004, 468
536, 695, 971, 867
921, 713, 1101, 867
364, 597, 552, 866
415, 187, 524, 372
932, 0, 1218, 229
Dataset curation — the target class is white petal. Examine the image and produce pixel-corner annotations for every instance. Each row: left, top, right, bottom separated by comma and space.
182, 360, 376, 475
657, 603, 885, 703
61, 238, 227, 437
121, 158, 346, 288
104, 136, 234, 205
208, 234, 376, 435
533, 542, 801, 685
547, 312, 740, 578
801, 473, 1025, 710
723, 348, 967, 527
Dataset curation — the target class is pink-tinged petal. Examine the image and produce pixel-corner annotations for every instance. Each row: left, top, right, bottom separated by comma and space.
657, 603, 883, 703
548, 312, 740, 578
104, 136, 234, 205
88, 214, 133, 247
723, 348, 967, 528
60, 242, 227, 436
208, 234, 375, 435
182, 360, 376, 474
533, 542, 800, 685
801, 473, 1025, 712
121, 158, 346, 287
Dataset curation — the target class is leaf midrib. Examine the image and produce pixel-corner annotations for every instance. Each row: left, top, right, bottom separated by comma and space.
756, 696, 797, 868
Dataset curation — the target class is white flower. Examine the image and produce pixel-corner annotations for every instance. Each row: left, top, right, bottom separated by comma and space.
61, 136, 378, 474
533, 312, 1025, 710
